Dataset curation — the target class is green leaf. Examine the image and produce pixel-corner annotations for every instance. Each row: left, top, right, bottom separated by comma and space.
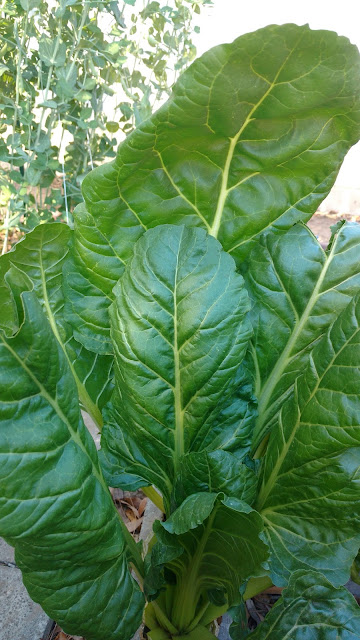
56, 64, 77, 100
0, 63, 9, 77
39, 99, 58, 109
20, 0, 41, 9
0, 224, 113, 427
34, 130, 51, 153
100, 225, 251, 506
249, 571, 360, 639
146, 492, 268, 625
0, 291, 144, 640
351, 551, 360, 585
247, 222, 360, 451
256, 294, 360, 586
63, 201, 124, 354
106, 121, 119, 133
172, 450, 257, 508
25, 164, 42, 186
76, 90, 93, 102
39, 36, 67, 67
164, 493, 219, 535
67, 24, 360, 350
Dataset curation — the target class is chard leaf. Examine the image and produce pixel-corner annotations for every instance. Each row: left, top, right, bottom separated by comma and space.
0, 223, 113, 427
192, 366, 257, 457
351, 551, 360, 585
66, 23, 360, 351
172, 450, 257, 508
0, 292, 144, 640
246, 221, 360, 451
256, 294, 360, 586
100, 225, 251, 507
146, 492, 268, 610
250, 570, 360, 639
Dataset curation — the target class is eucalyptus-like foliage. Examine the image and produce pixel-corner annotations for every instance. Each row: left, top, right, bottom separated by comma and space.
0, 0, 210, 252
1, 23, 360, 640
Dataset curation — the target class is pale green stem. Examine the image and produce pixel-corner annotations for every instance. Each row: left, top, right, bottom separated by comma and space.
172, 508, 217, 630
152, 601, 179, 635
65, 2, 89, 82
141, 486, 164, 512
35, 20, 62, 149
187, 599, 211, 632
2, 13, 28, 255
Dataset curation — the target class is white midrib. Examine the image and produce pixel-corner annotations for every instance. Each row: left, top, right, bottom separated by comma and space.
38, 243, 103, 428
173, 234, 184, 468
256, 314, 359, 511
2, 334, 107, 489
253, 236, 339, 447
1, 332, 142, 565
208, 38, 302, 239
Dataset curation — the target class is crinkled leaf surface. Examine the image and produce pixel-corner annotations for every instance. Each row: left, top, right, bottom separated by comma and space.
172, 450, 257, 509
0, 223, 113, 426
100, 225, 251, 507
245, 221, 360, 450
146, 492, 268, 610
351, 551, 360, 585
256, 294, 360, 586
250, 570, 360, 639
66, 23, 360, 351
0, 292, 143, 640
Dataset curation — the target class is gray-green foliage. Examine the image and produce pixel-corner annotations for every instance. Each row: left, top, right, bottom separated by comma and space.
1, 22, 360, 640
0, 0, 211, 252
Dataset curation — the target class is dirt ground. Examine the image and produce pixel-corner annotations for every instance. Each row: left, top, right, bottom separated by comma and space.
307, 211, 360, 247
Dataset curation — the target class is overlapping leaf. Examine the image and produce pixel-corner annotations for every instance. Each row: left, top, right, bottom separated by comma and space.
145, 492, 268, 630
65, 23, 360, 350
245, 221, 360, 451
0, 291, 143, 640
0, 223, 113, 427
250, 571, 360, 639
256, 294, 360, 586
100, 225, 251, 508
172, 450, 257, 509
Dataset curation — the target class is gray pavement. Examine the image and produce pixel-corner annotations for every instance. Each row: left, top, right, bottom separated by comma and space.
0, 538, 51, 640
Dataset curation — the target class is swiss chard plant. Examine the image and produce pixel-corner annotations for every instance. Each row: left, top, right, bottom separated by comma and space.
2, 22, 360, 640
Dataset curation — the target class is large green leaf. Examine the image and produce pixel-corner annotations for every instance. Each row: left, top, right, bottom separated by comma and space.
172, 450, 257, 509
145, 492, 268, 630
246, 221, 360, 451
65, 23, 360, 351
0, 223, 113, 427
250, 570, 360, 639
351, 550, 360, 585
0, 291, 144, 640
100, 225, 251, 508
256, 294, 360, 586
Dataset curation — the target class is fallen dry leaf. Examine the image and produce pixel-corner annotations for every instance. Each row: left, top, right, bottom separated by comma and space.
138, 497, 147, 516
126, 517, 143, 533
121, 499, 139, 520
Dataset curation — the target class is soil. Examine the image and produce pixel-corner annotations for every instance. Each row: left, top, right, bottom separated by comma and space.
306, 211, 360, 247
